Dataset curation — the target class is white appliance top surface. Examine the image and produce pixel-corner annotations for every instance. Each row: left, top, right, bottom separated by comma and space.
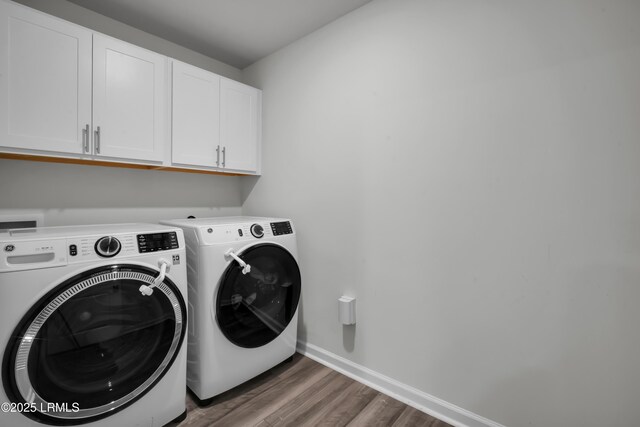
160, 216, 290, 229
3, 223, 179, 241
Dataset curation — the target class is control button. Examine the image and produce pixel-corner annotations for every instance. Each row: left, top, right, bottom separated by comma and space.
95, 236, 121, 258
238, 229, 243, 237
207, 228, 213, 234
4, 244, 15, 252
69, 244, 77, 256
250, 224, 264, 238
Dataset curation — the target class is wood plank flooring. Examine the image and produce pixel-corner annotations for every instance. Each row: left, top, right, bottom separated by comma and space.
170, 354, 451, 427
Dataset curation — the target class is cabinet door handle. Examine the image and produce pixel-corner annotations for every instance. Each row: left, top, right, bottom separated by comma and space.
94, 126, 101, 154
216, 145, 220, 167
222, 146, 226, 168
82, 124, 89, 153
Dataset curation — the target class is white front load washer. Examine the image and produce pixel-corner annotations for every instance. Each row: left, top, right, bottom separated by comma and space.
159, 217, 301, 403
0, 224, 188, 426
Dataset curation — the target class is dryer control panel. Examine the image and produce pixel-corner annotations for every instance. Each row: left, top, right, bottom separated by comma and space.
198, 221, 295, 245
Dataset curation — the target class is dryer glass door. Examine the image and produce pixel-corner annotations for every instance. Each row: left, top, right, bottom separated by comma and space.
2, 264, 186, 425
216, 243, 301, 348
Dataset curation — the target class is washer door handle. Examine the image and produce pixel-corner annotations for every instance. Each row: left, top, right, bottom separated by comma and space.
140, 260, 170, 296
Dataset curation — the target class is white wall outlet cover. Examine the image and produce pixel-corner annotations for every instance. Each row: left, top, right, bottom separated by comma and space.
339, 295, 356, 325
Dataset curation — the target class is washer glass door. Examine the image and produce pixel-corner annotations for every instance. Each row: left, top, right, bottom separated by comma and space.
216, 243, 301, 348
2, 264, 186, 425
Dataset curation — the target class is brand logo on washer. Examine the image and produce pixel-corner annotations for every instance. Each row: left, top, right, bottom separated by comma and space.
172, 254, 180, 265
4, 244, 15, 252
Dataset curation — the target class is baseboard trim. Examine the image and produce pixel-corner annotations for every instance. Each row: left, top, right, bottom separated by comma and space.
296, 341, 504, 427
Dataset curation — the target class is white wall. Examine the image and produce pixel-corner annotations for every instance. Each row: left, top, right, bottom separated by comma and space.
12, 0, 241, 79
0, 0, 243, 226
0, 160, 242, 226
242, 1, 640, 426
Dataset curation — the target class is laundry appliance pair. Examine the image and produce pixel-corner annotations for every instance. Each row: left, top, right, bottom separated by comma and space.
0, 217, 301, 426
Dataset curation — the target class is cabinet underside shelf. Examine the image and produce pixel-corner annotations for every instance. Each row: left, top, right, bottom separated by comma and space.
0, 153, 251, 177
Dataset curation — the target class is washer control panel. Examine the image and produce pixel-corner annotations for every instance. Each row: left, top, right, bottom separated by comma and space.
68, 234, 137, 261
94, 236, 122, 258
0, 228, 184, 271
0, 238, 69, 272
137, 232, 179, 253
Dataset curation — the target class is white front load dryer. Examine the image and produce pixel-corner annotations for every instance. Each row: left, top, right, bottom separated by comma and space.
0, 224, 188, 426
159, 217, 301, 403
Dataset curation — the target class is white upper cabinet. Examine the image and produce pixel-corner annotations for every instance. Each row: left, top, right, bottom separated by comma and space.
171, 60, 220, 168
220, 78, 261, 173
0, 1, 92, 154
0, 1, 261, 174
93, 34, 166, 162
171, 63, 261, 174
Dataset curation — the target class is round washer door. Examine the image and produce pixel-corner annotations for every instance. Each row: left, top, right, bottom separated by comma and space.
2, 264, 186, 425
216, 244, 301, 348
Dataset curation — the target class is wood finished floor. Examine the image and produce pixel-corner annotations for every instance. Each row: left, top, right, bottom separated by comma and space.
170, 354, 452, 427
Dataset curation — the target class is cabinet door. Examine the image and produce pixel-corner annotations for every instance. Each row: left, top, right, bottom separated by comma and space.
0, 2, 92, 154
220, 78, 260, 172
171, 60, 220, 167
93, 34, 166, 162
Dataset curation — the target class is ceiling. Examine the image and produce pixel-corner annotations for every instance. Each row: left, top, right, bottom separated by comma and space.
66, 0, 373, 69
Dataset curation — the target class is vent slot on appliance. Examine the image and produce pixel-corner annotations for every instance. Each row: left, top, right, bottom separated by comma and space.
0, 220, 37, 232
7, 253, 55, 265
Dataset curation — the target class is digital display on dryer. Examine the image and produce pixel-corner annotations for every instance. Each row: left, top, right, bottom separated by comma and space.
137, 232, 179, 253
270, 221, 292, 235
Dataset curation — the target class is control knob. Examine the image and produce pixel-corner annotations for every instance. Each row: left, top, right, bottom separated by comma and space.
250, 224, 264, 238
95, 236, 121, 258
